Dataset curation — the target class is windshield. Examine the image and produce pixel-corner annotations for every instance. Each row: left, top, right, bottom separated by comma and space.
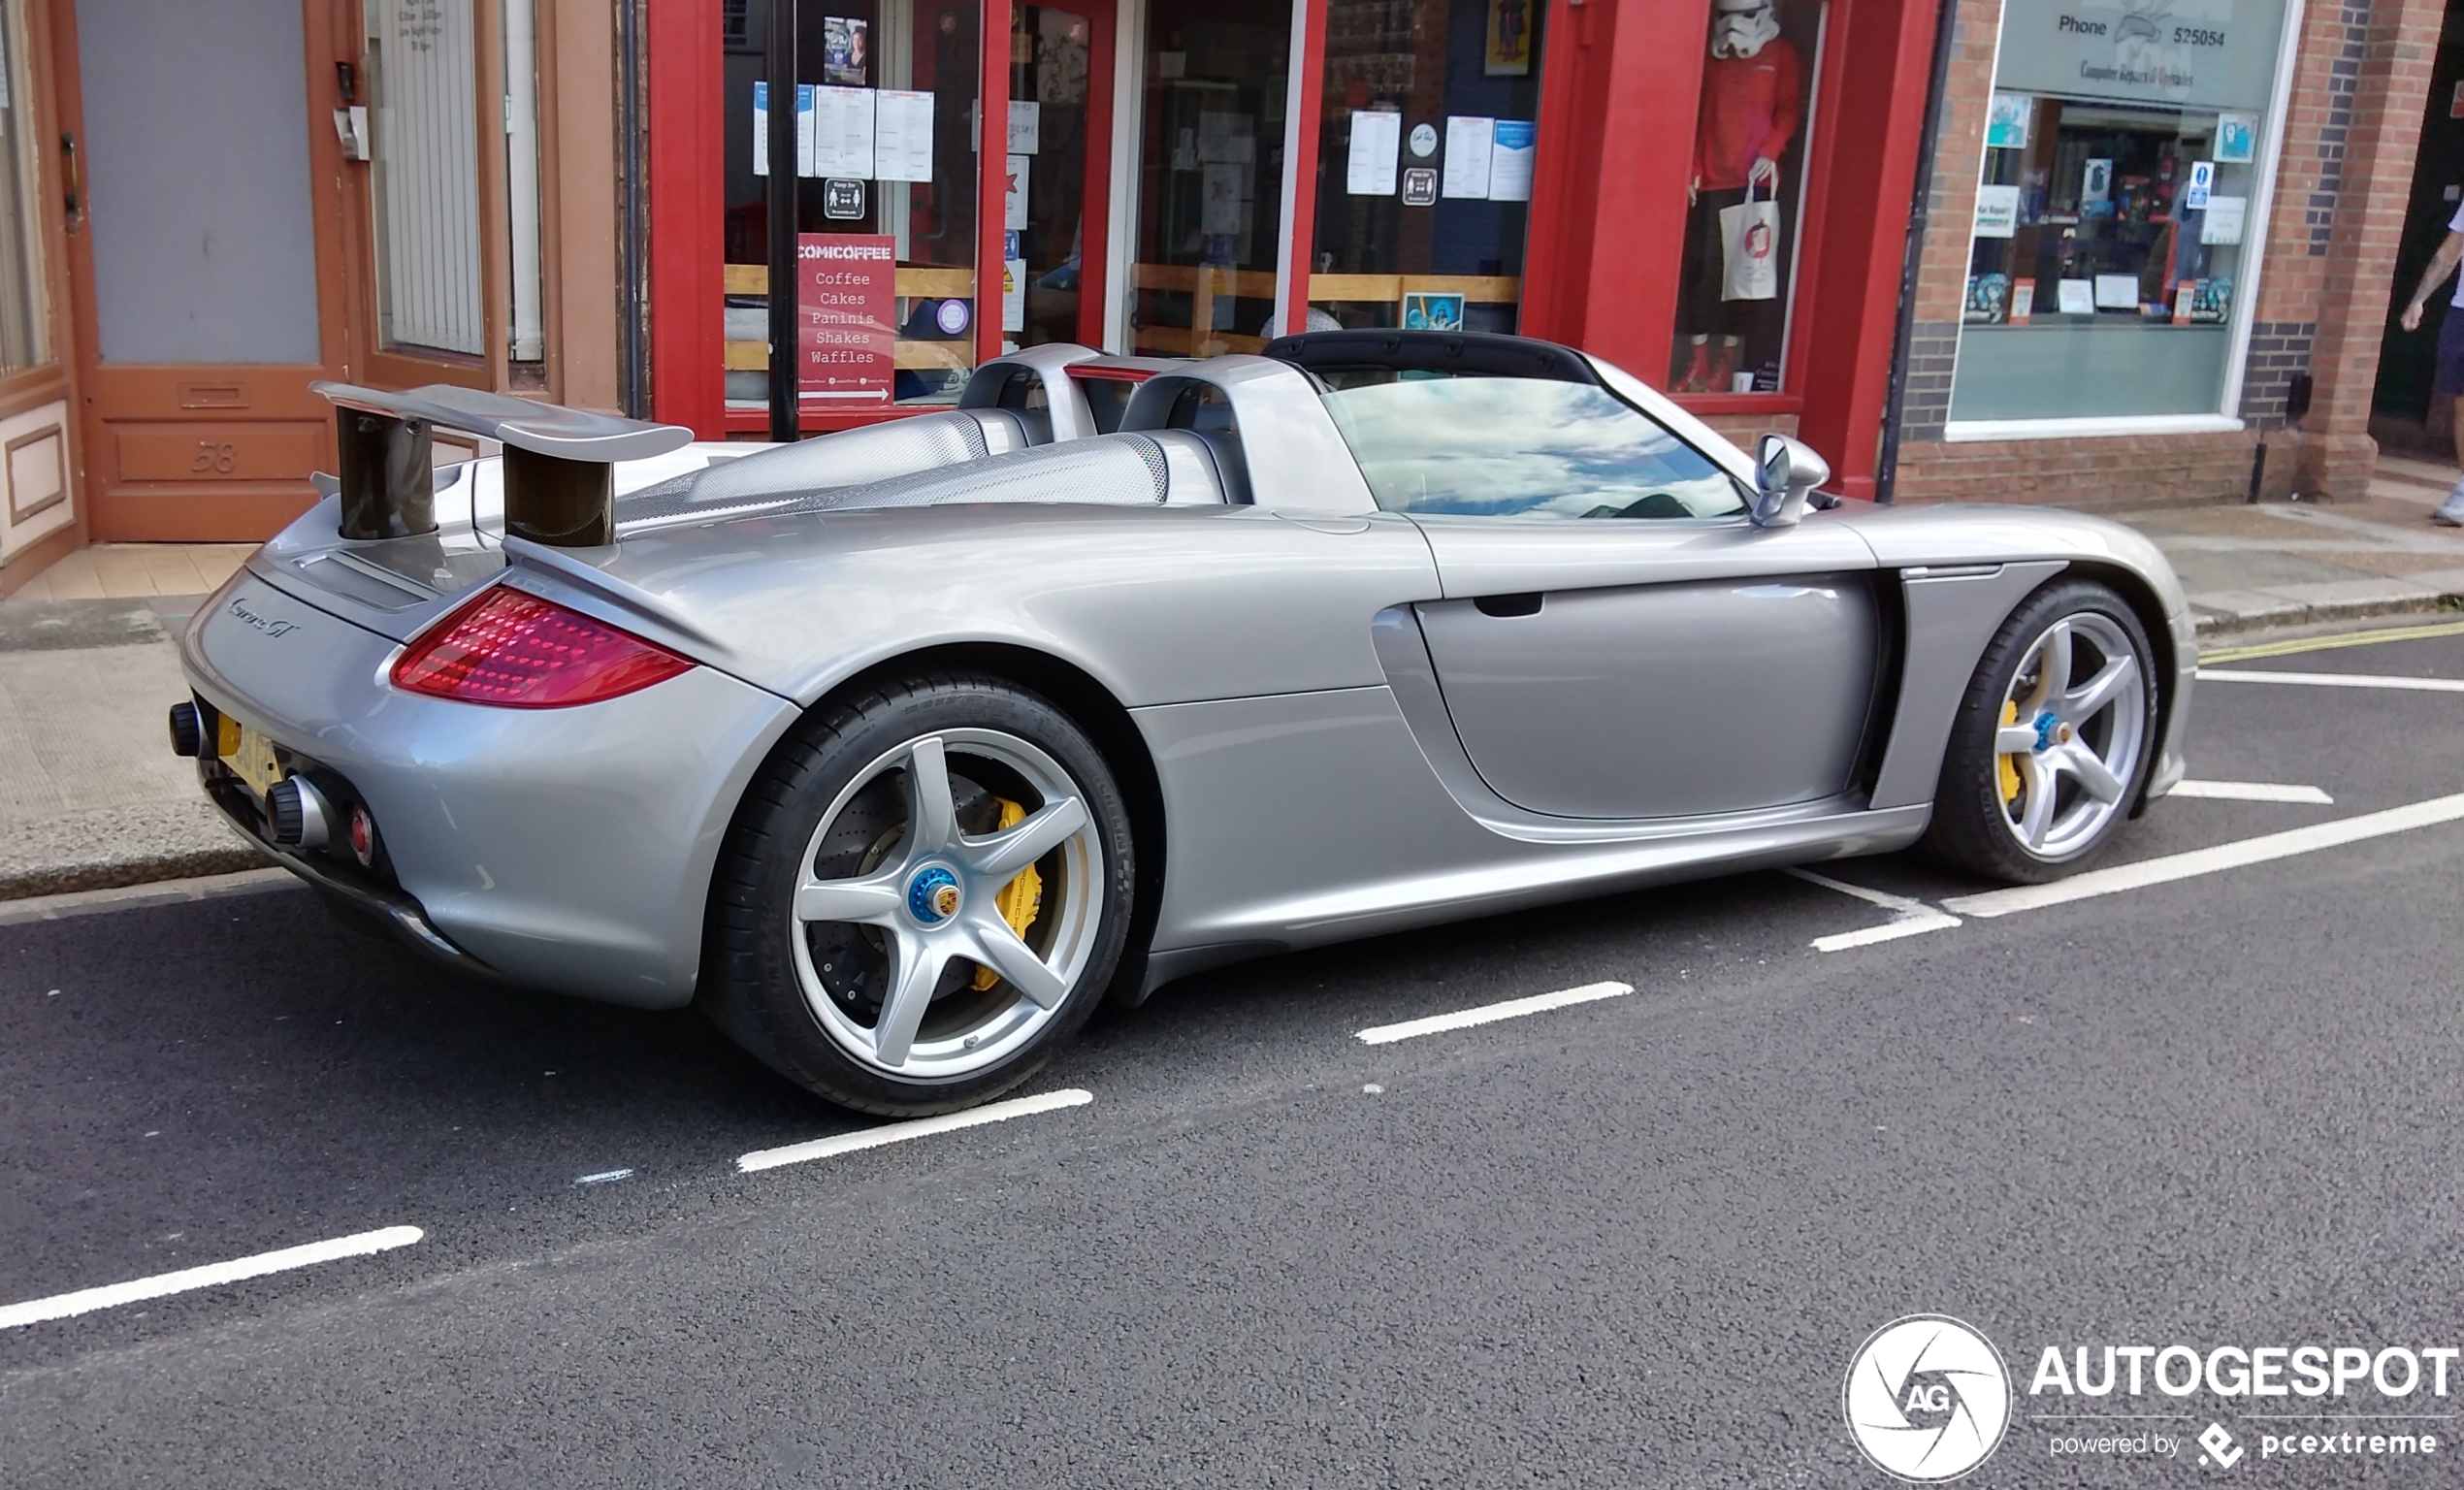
1318, 375, 1750, 520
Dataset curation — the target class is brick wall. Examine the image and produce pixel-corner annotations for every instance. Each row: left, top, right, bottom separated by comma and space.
1888, 0, 2445, 507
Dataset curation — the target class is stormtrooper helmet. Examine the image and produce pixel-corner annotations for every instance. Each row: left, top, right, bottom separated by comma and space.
1709, 0, 1780, 57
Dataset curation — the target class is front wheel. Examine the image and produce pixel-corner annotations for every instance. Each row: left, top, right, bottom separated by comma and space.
1925, 579, 2157, 885
701, 673, 1135, 1115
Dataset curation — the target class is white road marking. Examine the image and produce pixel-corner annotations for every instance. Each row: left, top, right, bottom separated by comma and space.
736, 1088, 1093, 1173
0, 1226, 424, 1331
1943, 792, 2464, 919
2170, 779, 2335, 804
1354, 981, 1634, 1045
2198, 667, 2464, 694
1786, 867, 1962, 952
574, 1169, 633, 1185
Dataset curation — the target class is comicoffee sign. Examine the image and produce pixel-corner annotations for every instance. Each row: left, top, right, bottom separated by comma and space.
1993, 0, 2287, 113
1845, 1314, 2454, 1481
800, 234, 895, 404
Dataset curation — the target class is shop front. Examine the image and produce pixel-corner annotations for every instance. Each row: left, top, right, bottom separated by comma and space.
646, 0, 1946, 499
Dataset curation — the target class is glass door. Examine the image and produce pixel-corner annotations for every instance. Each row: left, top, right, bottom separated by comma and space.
1007, 0, 1116, 350
1132, 0, 1291, 356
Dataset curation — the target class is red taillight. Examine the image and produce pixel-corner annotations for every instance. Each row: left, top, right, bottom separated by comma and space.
390, 587, 694, 708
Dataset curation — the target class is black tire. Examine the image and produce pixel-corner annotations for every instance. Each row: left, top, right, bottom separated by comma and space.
1924, 578, 2158, 885
700, 671, 1135, 1115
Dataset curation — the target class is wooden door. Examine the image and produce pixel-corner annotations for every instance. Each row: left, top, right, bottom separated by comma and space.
49, 0, 351, 541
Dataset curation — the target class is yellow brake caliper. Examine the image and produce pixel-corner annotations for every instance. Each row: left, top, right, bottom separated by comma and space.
1997, 699, 2024, 806
972, 797, 1045, 991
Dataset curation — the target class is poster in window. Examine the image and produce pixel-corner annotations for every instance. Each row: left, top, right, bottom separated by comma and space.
1402, 292, 1465, 332
1985, 92, 2031, 150
799, 234, 894, 405
1485, 0, 1533, 76
2215, 113, 2256, 162
824, 16, 868, 86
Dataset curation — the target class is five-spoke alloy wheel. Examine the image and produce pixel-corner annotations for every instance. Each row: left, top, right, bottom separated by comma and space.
702, 673, 1134, 1115
1927, 579, 2159, 884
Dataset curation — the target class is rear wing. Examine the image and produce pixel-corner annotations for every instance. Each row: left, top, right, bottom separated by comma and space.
311, 381, 692, 547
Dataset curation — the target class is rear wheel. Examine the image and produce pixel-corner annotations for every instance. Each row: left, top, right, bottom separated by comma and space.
1925, 579, 2156, 885
701, 673, 1134, 1115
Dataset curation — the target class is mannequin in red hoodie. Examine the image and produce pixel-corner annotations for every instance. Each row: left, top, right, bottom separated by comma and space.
1676, 0, 1801, 392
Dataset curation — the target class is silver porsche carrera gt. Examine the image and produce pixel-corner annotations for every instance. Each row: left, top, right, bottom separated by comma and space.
175, 331, 2192, 1114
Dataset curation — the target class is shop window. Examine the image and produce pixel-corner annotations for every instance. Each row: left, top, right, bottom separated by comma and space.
1949, 0, 2291, 426
362, 0, 547, 372
0, 0, 46, 376
1132, 0, 1290, 357
724, 0, 982, 406
1664, 0, 1820, 394
1306, 0, 1545, 335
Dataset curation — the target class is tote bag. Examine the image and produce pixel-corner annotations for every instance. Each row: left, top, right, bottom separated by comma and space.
1719, 181, 1781, 302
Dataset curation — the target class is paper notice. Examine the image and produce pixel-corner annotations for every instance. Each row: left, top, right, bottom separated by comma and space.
1346, 111, 1400, 196
752, 83, 815, 176
1008, 100, 1040, 155
1198, 112, 1255, 165
1972, 183, 2021, 239
754, 81, 771, 176
2092, 274, 2139, 309
2057, 278, 2095, 315
1005, 154, 1029, 231
812, 85, 874, 178
1486, 119, 1536, 202
1443, 116, 1494, 199
1003, 255, 1025, 332
2201, 194, 2247, 245
874, 90, 935, 182
1202, 163, 1246, 233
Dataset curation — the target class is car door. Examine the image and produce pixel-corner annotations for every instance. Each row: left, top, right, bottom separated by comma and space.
1319, 372, 1883, 821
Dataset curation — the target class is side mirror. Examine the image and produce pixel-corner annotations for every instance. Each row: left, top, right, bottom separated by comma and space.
1751, 433, 1833, 529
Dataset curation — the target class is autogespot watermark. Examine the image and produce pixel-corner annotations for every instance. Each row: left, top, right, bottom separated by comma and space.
1845, 1320, 2458, 1479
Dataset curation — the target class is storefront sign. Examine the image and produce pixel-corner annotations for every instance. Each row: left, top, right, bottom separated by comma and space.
799, 234, 894, 404
1991, 0, 2288, 112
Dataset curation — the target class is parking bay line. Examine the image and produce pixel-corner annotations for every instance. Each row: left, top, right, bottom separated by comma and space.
2197, 667, 2464, 694
2169, 779, 2335, 804
1786, 867, 1963, 952
1942, 792, 2464, 920
736, 1088, 1093, 1173
1354, 981, 1635, 1045
0, 1226, 424, 1331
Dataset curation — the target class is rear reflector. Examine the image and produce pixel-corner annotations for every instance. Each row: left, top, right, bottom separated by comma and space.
390, 586, 694, 708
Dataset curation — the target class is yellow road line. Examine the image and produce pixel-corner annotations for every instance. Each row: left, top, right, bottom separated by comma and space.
2200, 617, 2464, 664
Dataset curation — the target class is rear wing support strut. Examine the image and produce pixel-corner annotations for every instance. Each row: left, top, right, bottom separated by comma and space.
310, 382, 693, 547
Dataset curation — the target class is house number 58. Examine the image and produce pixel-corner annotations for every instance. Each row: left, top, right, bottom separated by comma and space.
190, 441, 237, 473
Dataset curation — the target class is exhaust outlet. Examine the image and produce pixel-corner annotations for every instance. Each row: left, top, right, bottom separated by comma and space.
269, 776, 334, 850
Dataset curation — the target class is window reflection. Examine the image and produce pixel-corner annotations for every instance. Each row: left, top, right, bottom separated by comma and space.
1320, 376, 1749, 518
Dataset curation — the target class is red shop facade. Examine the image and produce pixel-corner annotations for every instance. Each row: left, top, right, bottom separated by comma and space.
644, 0, 1944, 501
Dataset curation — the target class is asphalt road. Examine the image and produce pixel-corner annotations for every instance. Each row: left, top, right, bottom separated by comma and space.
6, 623, 2464, 1486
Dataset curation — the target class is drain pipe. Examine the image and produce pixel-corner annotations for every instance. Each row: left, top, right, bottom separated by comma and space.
617, 0, 648, 419
1874, 0, 1962, 506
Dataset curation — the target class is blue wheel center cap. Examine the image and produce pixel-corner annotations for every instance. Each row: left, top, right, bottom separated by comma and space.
2031, 710, 2066, 752
907, 866, 961, 923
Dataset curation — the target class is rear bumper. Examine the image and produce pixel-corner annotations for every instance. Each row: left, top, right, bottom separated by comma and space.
181, 572, 799, 1008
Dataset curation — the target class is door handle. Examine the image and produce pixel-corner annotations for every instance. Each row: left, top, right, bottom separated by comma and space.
58, 132, 80, 233
1474, 592, 1543, 618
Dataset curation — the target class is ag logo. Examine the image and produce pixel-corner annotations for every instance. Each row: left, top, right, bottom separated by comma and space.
1842, 1315, 2012, 1481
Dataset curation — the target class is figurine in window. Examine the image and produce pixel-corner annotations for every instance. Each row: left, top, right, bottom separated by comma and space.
1675, 0, 1802, 392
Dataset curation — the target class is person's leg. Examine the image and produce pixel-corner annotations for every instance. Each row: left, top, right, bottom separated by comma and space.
1675, 197, 1723, 389
2435, 309, 2464, 524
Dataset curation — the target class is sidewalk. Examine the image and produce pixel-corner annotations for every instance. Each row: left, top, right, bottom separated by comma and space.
3, 493, 2462, 903
0, 545, 262, 899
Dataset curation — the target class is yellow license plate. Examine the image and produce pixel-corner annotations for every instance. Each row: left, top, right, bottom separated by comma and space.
218, 718, 282, 797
